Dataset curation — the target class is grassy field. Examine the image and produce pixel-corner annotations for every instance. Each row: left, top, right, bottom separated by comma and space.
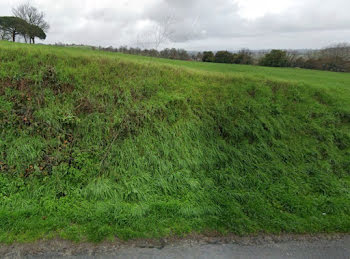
0, 41, 350, 243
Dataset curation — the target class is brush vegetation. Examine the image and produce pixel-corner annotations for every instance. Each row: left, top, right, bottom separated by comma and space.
0, 41, 350, 243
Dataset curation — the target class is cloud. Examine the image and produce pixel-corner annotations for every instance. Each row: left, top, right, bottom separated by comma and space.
255, 0, 350, 33
0, 0, 349, 49
143, 0, 243, 42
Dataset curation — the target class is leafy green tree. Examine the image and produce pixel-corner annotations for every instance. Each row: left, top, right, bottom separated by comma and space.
0, 16, 28, 42
0, 16, 46, 44
259, 50, 290, 67
202, 51, 215, 62
27, 24, 46, 44
215, 51, 234, 63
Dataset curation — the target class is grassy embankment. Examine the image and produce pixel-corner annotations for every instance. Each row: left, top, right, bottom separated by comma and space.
0, 41, 350, 243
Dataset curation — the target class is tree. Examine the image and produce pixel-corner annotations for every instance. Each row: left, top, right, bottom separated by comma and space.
294, 57, 306, 68
321, 43, 350, 61
0, 16, 28, 42
160, 48, 171, 58
136, 16, 175, 50
202, 51, 215, 62
12, 2, 49, 43
318, 43, 350, 72
169, 48, 178, 59
177, 49, 190, 60
0, 16, 45, 43
0, 25, 10, 40
195, 52, 203, 62
286, 51, 298, 67
233, 49, 254, 64
259, 50, 289, 67
27, 24, 46, 44
215, 51, 234, 64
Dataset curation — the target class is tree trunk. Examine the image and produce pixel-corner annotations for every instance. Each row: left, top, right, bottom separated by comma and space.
12, 32, 15, 42
32, 37, 35, 44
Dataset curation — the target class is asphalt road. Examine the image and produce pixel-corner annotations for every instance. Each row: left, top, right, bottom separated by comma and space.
2, 235, 350, 259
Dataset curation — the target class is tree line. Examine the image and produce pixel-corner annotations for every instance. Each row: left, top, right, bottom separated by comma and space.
53, 44, 197, 61
0, 3, 49, 44
258, 45, 350, 72
202, 49, 254, 64
202, 44, 350, 73
52, 41, 350, 73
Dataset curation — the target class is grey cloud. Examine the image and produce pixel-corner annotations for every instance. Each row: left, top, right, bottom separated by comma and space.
0, 0, 349, 49
142, 0, 350, 44
255, 0, 350, 34
143, 0, 243, 42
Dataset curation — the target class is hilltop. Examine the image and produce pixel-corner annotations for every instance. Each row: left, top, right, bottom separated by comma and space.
0, 41, 350, 242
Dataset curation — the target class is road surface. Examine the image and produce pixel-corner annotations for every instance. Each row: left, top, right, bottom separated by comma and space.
1, 234, 349, 258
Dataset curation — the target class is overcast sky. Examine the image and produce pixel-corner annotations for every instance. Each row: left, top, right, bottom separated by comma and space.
1, 0, 349, 50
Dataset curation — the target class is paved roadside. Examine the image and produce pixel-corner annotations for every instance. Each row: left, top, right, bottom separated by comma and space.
2, 234, 349, 258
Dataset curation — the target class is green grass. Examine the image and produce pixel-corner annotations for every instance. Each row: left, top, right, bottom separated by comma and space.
112, 53, 350, 90
0, 41, 350, 243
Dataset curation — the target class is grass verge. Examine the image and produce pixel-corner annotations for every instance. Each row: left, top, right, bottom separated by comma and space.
0, 41, 350, 243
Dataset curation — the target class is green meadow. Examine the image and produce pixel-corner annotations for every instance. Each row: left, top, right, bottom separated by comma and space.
0, 41, 350, 243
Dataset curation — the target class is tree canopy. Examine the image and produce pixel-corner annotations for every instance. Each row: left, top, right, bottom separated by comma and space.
0, 16, 46, 43
259, 50, 290, 67
27, 23, 46, 43
215, 51, 234, 64
0, 16, 28, 42
202, 51, 215, 62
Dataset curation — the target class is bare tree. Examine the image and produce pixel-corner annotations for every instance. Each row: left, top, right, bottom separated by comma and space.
153, 16, 175, 50
136, 16, 175, 50
12, 2, 49, 42
286, 50, 299, 67
321, 43, 350, 61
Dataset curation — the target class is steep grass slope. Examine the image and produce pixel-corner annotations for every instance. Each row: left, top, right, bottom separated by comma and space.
0, 42, 350, 242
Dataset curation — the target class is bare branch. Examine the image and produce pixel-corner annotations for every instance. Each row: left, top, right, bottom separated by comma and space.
136, 15, 175, 50
12, 2, 50, 32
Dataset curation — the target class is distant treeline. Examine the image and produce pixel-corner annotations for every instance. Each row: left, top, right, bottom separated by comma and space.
99, 45, 197, 61
203, 44, 350, 73
54, 42, 350, 73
